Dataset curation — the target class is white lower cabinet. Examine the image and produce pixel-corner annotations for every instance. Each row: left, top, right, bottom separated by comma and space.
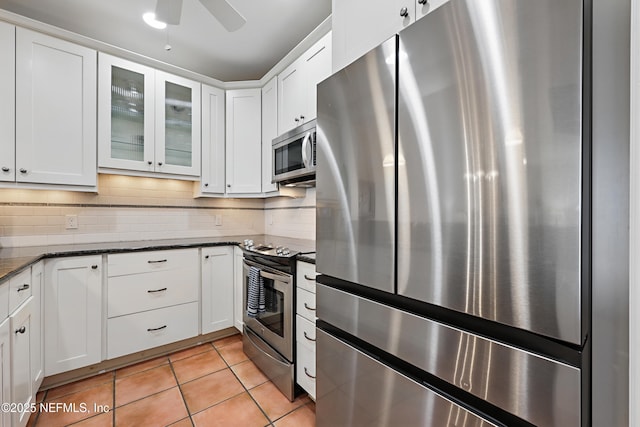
201, 247, 234, 334
10, 298, 34, 427
296, 315, 316, 400
295, 261, 317, 399
233, 246, 244, 332
44, 256, 103, 376
0, 317, 11, 427
106, 249, 199, 358
107, 302, 198, 359
30, 261, 44, 392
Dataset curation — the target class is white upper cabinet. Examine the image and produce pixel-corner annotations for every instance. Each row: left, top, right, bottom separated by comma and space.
261, 77, 278, 193
15, 28, 97, 187
0, 22, 15, 183
155, 71, 201, 176
200, 84, 226, 194
226, 89, 262, 194
98, 53, 201, 178
332, 0, 448, 72
278, 32, 332, 134
278, 59, 305, 135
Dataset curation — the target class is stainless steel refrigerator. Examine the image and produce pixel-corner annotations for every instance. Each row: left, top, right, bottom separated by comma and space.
315, 0, 629, 425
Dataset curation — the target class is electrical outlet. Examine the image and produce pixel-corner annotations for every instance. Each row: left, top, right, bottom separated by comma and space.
65, 214, 78, 229
215, 214, 223, 226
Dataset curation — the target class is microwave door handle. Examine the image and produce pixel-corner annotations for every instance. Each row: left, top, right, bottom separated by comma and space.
301, 132, 311, 168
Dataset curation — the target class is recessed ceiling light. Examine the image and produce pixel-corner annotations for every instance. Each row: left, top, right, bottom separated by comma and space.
143, 12, 167, 29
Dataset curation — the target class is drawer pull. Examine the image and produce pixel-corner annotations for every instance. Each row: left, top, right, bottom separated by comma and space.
17, 284, 30, 292
304, 274, 316, 281
147, 325, 167, 332
148, 259, 168, 264
91, 265, 98, 269
303, 331, 316, 342
304, 303, 316, 311
304, 367, 316, 379
147, 287, 168, 293
15, 326, 26, 334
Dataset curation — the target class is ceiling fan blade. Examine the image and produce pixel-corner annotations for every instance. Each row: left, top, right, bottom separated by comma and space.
155, 0, 183, 25
198, 0, 246, 32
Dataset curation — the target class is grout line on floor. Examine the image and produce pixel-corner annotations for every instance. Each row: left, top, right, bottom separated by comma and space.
168, 354, 197, 427
213, 339, 275, 425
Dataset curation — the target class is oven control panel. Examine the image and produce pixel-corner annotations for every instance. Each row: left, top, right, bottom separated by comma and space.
243, 240, 298, 258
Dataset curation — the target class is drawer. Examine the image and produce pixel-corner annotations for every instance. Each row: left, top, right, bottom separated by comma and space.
296, 261, 317, 294
8, 268, 31, 314
107, 248, 198, 277
296, 314, 316, 350
108, 271, 198, 318
296, 287, 316, 321
107, 301, 199, 359
296, 341, 316, 400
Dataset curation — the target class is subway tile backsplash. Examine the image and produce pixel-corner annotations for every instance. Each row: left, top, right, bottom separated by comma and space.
0, 175, 316, 247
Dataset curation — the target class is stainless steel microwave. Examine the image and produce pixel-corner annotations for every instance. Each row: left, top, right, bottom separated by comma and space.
272, 119, 316, 186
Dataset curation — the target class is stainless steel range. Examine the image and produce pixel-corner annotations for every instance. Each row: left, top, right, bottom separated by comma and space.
241, 240, 299, 401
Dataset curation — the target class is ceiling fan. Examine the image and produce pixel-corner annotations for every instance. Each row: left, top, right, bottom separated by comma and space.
154, 0, 246, 32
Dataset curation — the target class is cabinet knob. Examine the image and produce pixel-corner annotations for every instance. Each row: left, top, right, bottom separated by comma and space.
204, 183, 209, 187
158, 162, 163, 166
294, 117, 300, 122
91, 265, 98, 269
300, 115, 305, 121
400, 7, 409, 17
1, 167, 9, 172
15, 326, 26, 335
147, 161, 152, 165
19, 168, 27, 174
227, 184, 231, 188
205, 255, 210, 259
418, 0, 428, 4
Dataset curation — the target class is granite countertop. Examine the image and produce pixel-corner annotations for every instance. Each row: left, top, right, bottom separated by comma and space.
0, 235, 316, 282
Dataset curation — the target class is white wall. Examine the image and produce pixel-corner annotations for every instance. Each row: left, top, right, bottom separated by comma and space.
264, 188, 316, 240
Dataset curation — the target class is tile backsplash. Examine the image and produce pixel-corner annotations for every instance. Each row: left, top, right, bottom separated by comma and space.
0, 175, 316, 247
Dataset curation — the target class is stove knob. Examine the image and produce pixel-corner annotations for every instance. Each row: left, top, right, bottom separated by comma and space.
276, 247, 283, 255
282, 248, 290, 255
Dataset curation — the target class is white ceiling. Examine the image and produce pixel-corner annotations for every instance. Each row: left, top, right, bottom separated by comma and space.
0, 0, 332, 82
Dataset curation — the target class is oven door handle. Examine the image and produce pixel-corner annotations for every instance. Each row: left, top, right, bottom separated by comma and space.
260, 269, 292, 286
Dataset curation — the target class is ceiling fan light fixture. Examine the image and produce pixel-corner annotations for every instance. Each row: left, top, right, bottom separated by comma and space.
143, 12, 167, 29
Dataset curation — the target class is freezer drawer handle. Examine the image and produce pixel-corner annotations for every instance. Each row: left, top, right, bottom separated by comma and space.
15, 326, 26, 334
304, 303, 316, 311
303, 331, 316, 342
304, 367, 316, 379
147, 325, 167, 332
148, 259, 168, 264
17, 284, 30, 292
147, 287, 168, 293
303, 274, 316, 282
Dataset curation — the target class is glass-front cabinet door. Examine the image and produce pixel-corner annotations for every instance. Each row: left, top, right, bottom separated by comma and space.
155, 71, 201, 176
98, 53, 155, 172
98, 54, 201, 177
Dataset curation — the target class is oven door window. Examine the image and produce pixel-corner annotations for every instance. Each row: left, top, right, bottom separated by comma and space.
274, 137, 304, 175
246, 275, 285, 337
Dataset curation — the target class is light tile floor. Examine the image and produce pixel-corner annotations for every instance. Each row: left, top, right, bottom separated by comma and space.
27, 334, 315, 427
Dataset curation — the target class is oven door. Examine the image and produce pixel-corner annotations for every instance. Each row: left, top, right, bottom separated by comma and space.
242, 259, 293, 361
